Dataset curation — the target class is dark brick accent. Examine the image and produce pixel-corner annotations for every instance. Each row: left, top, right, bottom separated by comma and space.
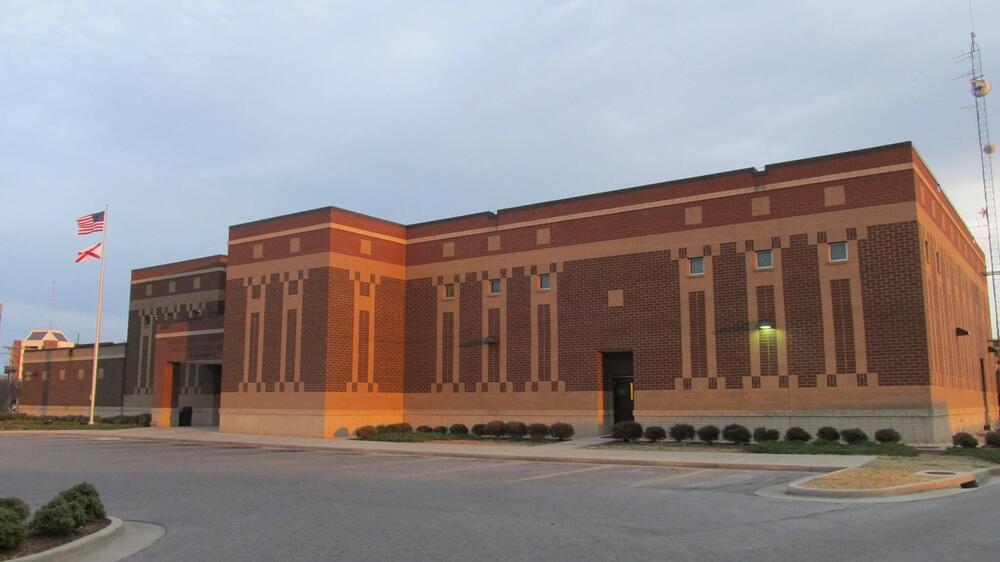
442, 312, 454, 384
506, 270, 531, 390
459, 279, 483, 388
300, 268, 331, 392
830, 278, 857, 374
357, 310, 370, 383
285, 309, 297, 381
713, 249, 750, 388
756, 285, 778, 376
262, 277, 283, 385
859, 222, 930, 385
538, 304, 552, 381
487, 308, 500, 383
374, 277, 405, 392
221, 279, 247, 392
689, 291, 707, 377
557, 251, 681, 391
403, 278, 436, 393
782, 234, 824, 387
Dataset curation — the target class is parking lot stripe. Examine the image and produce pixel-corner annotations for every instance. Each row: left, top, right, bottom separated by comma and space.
508, 464, 613, 482
626, 468, 714, 488
409, 460, 531, 477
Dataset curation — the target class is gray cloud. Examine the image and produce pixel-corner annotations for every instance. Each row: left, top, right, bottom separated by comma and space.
1, 0, 998, 347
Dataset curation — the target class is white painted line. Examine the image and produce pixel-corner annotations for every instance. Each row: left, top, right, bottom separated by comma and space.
627, 468, 713, 488
410, 460, 531, 477
509, 464, 613, 483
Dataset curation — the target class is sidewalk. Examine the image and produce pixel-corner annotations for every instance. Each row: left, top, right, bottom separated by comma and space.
1, 427, 874, 472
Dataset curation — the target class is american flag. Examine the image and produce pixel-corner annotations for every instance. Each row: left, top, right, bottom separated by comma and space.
77, 211, 105, 235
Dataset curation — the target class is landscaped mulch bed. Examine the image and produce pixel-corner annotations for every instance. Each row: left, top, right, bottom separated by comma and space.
360, 433, 557, 446
0, 518, 110, 561
0, 421, 140, 431
587, 441, 747, 453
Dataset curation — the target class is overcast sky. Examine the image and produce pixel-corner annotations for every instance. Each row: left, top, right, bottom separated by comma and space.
2, 1, 999, 352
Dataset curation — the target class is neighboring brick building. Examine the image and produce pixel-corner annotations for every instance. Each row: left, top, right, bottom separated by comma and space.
18, 342, 126, 418
14, 141, 1000, 442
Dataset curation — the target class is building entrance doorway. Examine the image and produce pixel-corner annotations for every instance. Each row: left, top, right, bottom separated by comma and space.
602, 352, 634, 424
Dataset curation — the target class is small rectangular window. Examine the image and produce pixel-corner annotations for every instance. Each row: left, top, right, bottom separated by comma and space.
829, 242, 848, 262
539, 274, 551, 290
193, 277, 201, 290
689, 257, 705, 275
756, 250, 773, 270
444, 284, 455, 298
168, 280, 176, 293
145, 285, 152, 296
489, 279, 501, 294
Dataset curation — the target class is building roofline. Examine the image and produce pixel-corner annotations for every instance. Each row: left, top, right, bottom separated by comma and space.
132, 255, 227, 274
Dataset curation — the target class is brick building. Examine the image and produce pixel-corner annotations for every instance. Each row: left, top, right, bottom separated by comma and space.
14, 142, 1000, 442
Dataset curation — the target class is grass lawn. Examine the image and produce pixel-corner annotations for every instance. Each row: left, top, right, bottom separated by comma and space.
360, 432, 558, 446
0, 420, 141, 431
748, 440, 919, 457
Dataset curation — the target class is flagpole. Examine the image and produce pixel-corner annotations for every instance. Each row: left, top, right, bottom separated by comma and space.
88, 205, 109, 425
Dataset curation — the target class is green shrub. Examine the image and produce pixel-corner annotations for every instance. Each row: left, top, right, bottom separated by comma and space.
953, 432, 979, 448
0, 498, 29, 521
644, 426, 667, 442
30, 498, 81, 536
784, 427, 812, 442
137, 413, 152, 426
697, 425, 720, 444
816, 426, 840, 442
416, 425, 433, 433
59, 483, 104, 523
753, 427, 779, 442
471, 424, 486, 437
355, 425, 377, 440
484, 420, 507, 437
875, 429, 902, 444
611, 421, 643, 442
505, 422, 528, 439
841, 428, 868, 445
449, 424, 469, 435
721, 424, 751, 445
396, 423, 413, 433
549, 422, 575, 441
669, 424, 696, 442
375, 424, 388, 434
433, 426, 448, 434
984, 431, 1000, 448
527, 423, 549, 440
0, 507, 27, 549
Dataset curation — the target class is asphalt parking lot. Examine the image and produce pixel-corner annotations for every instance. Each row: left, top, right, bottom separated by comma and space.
2, 436, 998, 561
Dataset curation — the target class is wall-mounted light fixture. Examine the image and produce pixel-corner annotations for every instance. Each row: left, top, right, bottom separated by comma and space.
757, 320, 775, 330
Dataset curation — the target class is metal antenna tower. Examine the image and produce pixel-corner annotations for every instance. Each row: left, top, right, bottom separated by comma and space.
964, 31, 999, 337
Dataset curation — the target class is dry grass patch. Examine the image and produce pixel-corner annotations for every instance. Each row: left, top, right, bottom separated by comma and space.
801, 454, 992, 490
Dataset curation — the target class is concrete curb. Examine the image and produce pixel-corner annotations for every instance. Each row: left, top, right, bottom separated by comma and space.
784, 465, 1000, 499
11, 517, 123, 562
8, 432, 842, 473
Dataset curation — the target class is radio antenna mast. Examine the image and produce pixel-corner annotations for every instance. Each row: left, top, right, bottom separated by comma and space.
963, 29, 999, 337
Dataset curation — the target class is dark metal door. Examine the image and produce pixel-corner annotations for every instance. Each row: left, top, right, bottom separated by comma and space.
612, 377, 634, 423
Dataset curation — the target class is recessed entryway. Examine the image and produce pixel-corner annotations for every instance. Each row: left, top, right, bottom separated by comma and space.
602, 351, 634, 424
